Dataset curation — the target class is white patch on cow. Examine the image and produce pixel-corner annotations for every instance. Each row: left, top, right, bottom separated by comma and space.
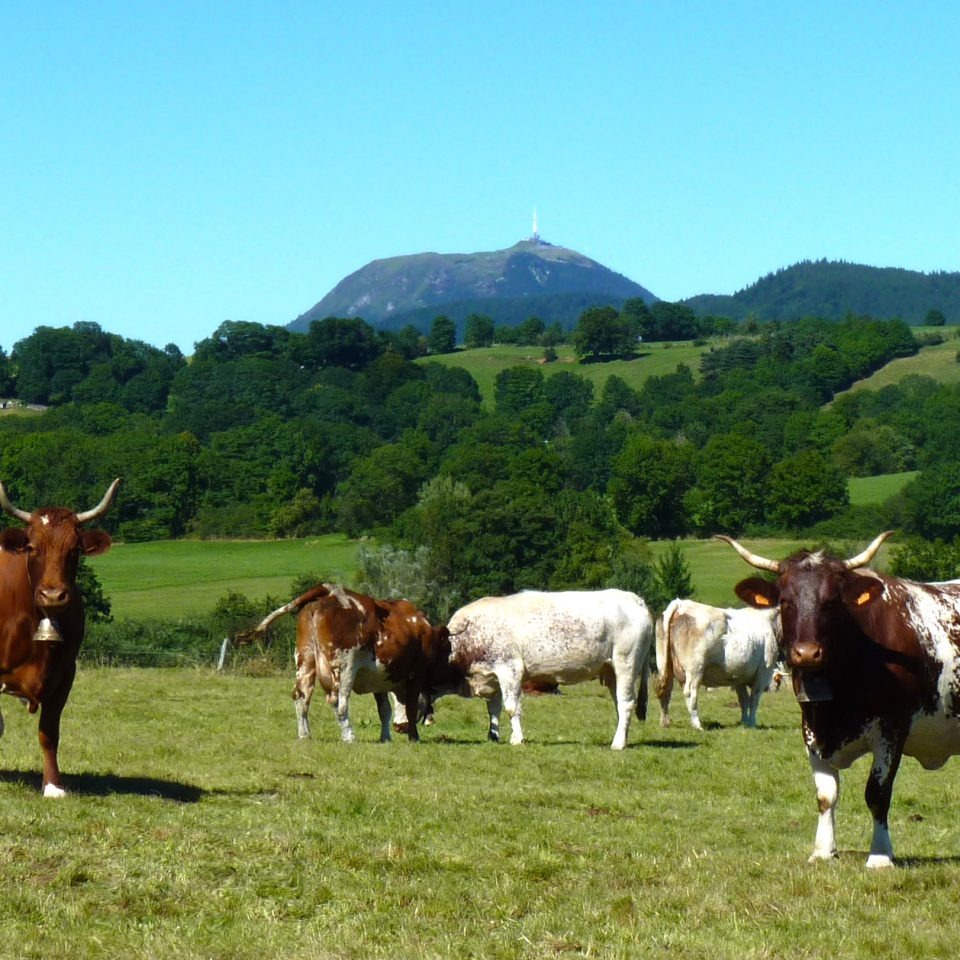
40, 514, 51, 526
42, 782, 66, 798
896, 582, 960, 766
446, 589, 653, 749
808, 751, 839, 862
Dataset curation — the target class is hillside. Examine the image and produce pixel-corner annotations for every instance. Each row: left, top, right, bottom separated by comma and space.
684, 259, 960, 324
290, 238, 656, 332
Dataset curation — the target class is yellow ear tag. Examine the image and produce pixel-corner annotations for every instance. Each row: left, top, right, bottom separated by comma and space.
856, 591, 872, 606
754, 594, 771, 606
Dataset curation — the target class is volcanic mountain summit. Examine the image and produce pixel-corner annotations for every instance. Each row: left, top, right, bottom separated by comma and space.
289, 238, 657, 332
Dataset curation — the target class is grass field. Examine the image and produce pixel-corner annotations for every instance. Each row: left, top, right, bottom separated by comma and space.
92, 534, 900, 622
92, 535, 359, 620
0, 667, 957, 959
847, 471, 918, 506
420, 341, 712, 407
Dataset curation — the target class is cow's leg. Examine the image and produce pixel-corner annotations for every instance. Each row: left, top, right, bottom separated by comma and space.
293, 647, 317, 739
636, 649, 649, 723
486, 689, 503, 742
808, 751, 840, 863
0, 704, 5, 739
657, 669, 672, 727
375, 692, 392, 743
734, 683, 758, 727
334, 655, 359, 743
743, 682, 765, 727
493, 662, 524, 744
38, 666, 76, 798
391, 693, 410, 734
683, 667, 704, 730
864, 739, 903, 869
403, 683, 422, 742
600, 661, 638, 750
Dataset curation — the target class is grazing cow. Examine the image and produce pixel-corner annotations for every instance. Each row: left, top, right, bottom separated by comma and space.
0, 478, 119, 796
243, 584, 450, 743
655, 598, 781, 729
718, 531, 960, 868
435, 589, 653, 750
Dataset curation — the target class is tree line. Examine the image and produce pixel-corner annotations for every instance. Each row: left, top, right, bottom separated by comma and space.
4, 307, 960, 618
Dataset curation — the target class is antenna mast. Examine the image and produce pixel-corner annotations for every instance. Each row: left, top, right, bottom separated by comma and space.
532, 207, 539, 241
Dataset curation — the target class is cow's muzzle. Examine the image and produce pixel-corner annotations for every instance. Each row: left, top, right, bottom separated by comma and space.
36, 586, 70, 608
787, 642, 824, 669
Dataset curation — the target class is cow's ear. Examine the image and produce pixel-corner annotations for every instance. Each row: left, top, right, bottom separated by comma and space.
735, 577, 780, 609
0, 528, 29, 553
843, 575, 884, 610
80, 529, 112, 557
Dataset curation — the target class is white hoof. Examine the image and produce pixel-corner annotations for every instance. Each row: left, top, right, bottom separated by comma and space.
866, 854, 895, 869
43, 783, 67, 799
808, 849, 838, 864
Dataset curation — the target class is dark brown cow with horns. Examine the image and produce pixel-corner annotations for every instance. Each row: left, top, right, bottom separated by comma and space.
0, 479, 119, 796
717, 531, 960, 868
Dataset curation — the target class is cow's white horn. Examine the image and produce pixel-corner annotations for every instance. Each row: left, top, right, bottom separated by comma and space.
76, 478, 122, 524
713, 535, 782, 573
842, 531, 894, 570
0, 481, 32, 523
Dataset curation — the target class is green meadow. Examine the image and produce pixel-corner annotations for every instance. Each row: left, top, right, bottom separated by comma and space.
0, 666, 956, 959
92, 533, 901, 622
92, 535, 359, 620
420, 341, 712, 407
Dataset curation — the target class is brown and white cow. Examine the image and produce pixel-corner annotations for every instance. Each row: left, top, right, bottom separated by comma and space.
655, 597, 781, 729
433, 589, 653, 749
718, 531, 960, 868
244, 584, 451, 743
0, 478, 119, 796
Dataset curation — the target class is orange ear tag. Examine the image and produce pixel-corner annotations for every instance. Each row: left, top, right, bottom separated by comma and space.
856, 591, 872, 606
754, 594, 771, 606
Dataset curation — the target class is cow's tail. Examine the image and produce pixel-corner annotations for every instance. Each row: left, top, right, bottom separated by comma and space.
654, 599, 681, 701
233, 583, 335, 646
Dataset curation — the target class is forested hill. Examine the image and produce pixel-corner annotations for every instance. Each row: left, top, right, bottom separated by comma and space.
291, 239, 656, 332
684, 260, 960, 324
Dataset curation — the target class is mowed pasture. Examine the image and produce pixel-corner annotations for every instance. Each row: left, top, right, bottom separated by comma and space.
419, 341, 712, 407
0, 666, 958, 958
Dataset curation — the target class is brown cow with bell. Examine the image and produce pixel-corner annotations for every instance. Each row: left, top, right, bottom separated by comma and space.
0, 479, 119, 796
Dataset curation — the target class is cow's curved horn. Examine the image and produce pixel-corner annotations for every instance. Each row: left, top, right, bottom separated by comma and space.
713, 534, 782, 573
842, 531, 894, 570
76, 478, 122, 523
0, 481, 32, 523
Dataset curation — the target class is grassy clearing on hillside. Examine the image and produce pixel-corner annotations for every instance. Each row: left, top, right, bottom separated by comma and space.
836, 325, 960, 396
93, 535, 358, 620
0, 668, 956, 959
847, 471, 918, 506
421, 341, 712, 407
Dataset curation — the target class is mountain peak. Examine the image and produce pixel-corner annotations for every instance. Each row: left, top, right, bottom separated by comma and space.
290, 239, 656, 332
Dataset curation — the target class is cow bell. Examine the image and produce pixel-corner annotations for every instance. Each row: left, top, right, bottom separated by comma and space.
794, 671, 832, 703
33, 617, 63, 643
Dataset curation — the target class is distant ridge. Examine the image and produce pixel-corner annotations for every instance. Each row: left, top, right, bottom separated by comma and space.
683, 259, 960, 324
290, 238, 657, 332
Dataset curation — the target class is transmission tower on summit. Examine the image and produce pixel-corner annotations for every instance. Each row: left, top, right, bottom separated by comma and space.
531, 208, 540, 241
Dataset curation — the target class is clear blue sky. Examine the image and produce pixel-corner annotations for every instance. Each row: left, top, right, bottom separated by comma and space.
3, 1, 959, 354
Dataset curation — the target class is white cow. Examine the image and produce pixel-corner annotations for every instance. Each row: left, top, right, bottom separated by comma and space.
438, 589, 653, 750
655, 598, 781, 730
